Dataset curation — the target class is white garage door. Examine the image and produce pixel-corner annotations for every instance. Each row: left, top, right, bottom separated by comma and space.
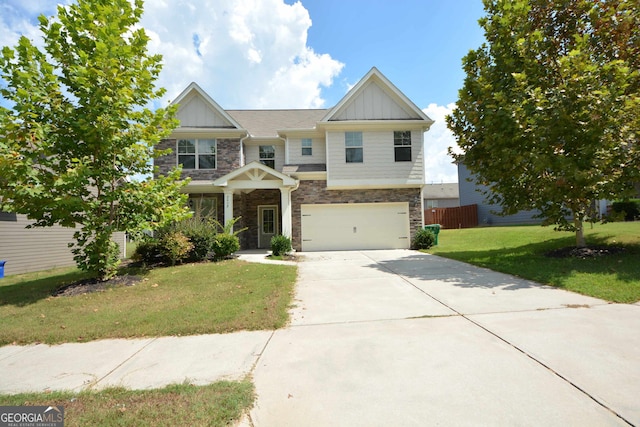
301, 202, 410, 251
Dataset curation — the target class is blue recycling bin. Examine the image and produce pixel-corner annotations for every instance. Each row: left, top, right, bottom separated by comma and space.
0, 260, 5, 279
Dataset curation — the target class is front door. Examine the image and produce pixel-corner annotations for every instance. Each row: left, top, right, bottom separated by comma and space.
258, 205, 278, 249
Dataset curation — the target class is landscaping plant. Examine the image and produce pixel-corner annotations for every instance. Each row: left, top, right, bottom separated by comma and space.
271, 235, 292, 256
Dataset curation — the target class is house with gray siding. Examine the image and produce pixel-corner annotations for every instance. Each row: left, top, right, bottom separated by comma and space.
457, 163, 541, 225
0, 213, 126, 276
155, 67, 434, 251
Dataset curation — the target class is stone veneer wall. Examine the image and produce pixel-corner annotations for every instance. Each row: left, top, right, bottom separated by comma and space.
290, 180, 423, 251
234, 190, 281, 250
154, 138, 241, 180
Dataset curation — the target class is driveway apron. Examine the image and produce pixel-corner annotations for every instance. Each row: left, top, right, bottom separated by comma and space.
250, 250, 639, 426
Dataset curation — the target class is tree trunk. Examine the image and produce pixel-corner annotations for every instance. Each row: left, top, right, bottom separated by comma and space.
574, 216, 586, 248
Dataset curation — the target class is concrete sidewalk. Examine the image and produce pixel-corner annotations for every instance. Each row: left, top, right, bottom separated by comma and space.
1, 249, 638, 426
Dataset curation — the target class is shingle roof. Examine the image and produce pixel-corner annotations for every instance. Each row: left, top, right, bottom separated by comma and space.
226, 109, 328, 137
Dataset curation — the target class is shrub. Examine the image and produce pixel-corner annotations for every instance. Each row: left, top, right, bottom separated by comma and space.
172, 218, 217, 261
159, 231, 194, 265
413, 228, 436, 250
132, 237, 162, 265
611, 200, 640, 222
270, 235, 292, 256
212, 233, 240, 260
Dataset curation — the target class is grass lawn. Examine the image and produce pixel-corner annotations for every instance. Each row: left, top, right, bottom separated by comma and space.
427, 222, 640, 303
0, 380, 254, 427
0, 260, 297, 346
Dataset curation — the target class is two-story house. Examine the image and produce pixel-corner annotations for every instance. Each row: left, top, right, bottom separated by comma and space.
155, 67, 434, 251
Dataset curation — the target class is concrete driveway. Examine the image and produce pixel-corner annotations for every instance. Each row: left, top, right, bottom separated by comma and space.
250, 250, 640, 426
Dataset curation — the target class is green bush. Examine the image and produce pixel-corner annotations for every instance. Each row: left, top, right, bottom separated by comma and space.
270, 235, 292, 256
413, 229, 436, 250
159, 231, 194, 265
611, 200, 640, 221
132, 237, 163, 265
172, 218, 217, 261
212, 233, 240, 260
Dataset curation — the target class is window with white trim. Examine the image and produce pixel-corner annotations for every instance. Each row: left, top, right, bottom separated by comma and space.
301, 138, 312, 156
259, 145, 275, 169
188, 196, 217, 220
345, 132, 363, 163
177, 139, 217, 169
394, 131, 412, 162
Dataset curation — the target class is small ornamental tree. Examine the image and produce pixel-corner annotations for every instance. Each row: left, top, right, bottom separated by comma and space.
447, 0, 640, 247
0, 0, 191, 280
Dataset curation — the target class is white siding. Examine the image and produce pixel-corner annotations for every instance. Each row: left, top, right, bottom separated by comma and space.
332, 81, 414, 121
327, 130, 424, 186
287, 138, 326, 164
244, 144, 286, 171
177, 93, 235, 128
0, 214, 126, 276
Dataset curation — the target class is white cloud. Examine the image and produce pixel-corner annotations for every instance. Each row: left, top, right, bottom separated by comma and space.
422, 103, 460, 183
140, 0, 344, 108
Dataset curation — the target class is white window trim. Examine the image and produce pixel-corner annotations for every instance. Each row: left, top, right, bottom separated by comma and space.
177, 138, 217, 170
301, 138, 312, 156
345, 131, 363, 163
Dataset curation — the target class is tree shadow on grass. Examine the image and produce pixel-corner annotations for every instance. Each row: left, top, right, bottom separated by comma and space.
0, 264, 150, 307
366, 235, 640, 294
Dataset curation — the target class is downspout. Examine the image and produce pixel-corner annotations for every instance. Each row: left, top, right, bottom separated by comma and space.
239, 132, 250, 167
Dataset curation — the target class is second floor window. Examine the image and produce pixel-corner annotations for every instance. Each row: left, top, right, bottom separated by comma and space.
301, 138, 312, 156
259, 145, 275, 169
178, 139, 216, 169
345, 132, 363, 163
394, 131, 412, 162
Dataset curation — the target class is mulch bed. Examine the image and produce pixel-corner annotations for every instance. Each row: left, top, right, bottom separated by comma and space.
545, 245, 626, 259
53, 274, 142, 297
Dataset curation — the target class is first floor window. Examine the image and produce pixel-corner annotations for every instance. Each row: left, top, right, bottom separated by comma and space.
394, 131, 412, 162
301, 138, 312, 156
345, 131, 363, 163
178, 139, 217, 169
188, 196, 217, 220
259, 145, 275, 169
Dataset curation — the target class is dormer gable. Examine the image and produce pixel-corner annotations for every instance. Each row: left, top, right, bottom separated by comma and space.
321, 67, 433, 124
172, 82, 243, 129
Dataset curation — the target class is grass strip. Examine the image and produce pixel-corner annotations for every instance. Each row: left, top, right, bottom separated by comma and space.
0, 380, 254, 427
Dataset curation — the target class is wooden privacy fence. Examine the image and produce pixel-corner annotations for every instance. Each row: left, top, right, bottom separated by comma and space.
424, 204, 478, 229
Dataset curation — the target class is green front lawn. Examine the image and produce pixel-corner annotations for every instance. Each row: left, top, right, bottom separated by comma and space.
0, 381, 254, 427
0, 260, 297, 346
427, 222, 640, 303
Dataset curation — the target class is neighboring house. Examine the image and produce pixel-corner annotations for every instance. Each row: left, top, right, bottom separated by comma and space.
155, 67, 434, 251
457, 163, 541, 226
0, 212, 126, 276
423, 183, 459, 208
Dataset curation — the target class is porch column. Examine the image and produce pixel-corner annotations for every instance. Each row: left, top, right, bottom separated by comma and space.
280, 187, 292, 238
223, 189, 234, 233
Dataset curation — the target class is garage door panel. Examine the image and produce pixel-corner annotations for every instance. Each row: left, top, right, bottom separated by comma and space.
301, 203, 410, 251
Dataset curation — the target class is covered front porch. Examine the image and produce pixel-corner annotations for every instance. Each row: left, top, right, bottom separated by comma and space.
186, 161, 298, 249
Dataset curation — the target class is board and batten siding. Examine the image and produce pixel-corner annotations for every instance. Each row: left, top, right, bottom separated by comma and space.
458, 163, 540, 225
287, 138, 326, 165
332, 81, 414, 120
0, 214, 126, 276
326, 130, 424, 187
176, 93, 234, 128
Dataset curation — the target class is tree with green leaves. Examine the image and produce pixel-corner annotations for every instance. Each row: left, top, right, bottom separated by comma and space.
0, 0, 191, 280
447, 0, 639, 247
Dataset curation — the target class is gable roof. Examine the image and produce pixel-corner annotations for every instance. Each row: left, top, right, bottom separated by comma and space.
171, 82, 244, 130
213, 160, 297, 187
321, 67, 433, 124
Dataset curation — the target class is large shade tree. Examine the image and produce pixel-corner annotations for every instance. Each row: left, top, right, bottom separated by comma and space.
447, 0, 639, 247
0, 0, 190, 279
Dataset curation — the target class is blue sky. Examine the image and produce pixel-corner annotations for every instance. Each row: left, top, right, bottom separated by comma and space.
0, 0, 487, 182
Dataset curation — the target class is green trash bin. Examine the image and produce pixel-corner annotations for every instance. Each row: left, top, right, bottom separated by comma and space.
424, 224, 441, 245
